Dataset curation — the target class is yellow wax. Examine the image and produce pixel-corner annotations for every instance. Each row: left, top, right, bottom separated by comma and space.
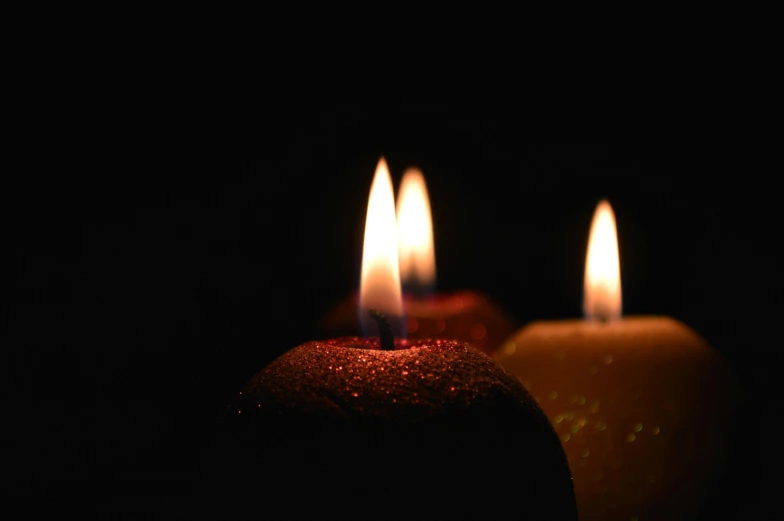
496, 316, 737, 521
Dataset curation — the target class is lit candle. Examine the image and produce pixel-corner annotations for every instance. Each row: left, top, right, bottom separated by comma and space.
320, 163, 516, 356
495, 200, 737, 521
205, 158, 577, 520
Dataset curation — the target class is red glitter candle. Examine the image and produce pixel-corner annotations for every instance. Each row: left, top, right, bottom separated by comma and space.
202, 158, 577, 520
320, 163, 516, 356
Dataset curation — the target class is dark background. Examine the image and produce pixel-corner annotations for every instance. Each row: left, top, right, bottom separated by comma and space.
1, 95, 779, 516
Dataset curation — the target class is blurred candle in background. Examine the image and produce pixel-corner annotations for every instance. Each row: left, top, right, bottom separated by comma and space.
495, 199, 738, 521
396, 167, 436, 292
321, 164, 516, 356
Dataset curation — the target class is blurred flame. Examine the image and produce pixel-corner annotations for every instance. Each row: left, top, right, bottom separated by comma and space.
396, 167, 436, 288
584, 199, 622, 321
359, 157, 404, 334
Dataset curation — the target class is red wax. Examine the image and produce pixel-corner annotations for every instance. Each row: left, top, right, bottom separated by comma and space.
204, 338, 576, 520
319, 290, 516, 356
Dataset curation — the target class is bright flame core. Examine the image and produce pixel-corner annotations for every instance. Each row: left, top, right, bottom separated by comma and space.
359, 157, 404, 336
396, 167, 436, 289
583, 199, 622, 321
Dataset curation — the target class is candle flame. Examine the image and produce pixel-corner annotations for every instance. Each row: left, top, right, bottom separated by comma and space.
359, 157, 404, 337
396, 167, 436, 290
584, 199, 622, 321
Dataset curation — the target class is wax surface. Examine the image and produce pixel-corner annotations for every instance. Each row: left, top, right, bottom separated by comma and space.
204, 338, 577, 520
496, 316, 737, 521
319, 290, 516, 355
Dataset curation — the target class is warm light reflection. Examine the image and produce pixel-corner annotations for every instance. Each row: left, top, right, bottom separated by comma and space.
584, 199, 622, 321
396, 167, 436, 288
359, 157, 404, 335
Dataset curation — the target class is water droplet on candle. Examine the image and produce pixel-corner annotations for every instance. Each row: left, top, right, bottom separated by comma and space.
634, 422, 643, 432
565, 412, 574, 421
554, 414, 564, 423
597, 421, 607, 431
548, 391, 558, 400
652, 426, 660, 435
578, 396, 586, 406
582, 449, 590, 457
603, 355, 613, 365
627, 434, 636, 442
561, 434, 571, 442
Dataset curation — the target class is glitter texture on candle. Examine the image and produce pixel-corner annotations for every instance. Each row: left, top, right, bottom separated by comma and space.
207, 338, 578, 520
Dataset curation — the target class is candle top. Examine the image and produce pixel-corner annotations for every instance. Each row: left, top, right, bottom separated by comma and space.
500, 315, 722, 362
232, 338, 542, 423
511, 315, 703, 338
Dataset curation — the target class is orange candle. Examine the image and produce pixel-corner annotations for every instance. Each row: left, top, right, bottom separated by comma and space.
495, 200, 737, 521
320, 161, 515, 356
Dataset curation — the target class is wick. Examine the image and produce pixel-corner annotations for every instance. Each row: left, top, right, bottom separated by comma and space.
368, 309, 395, 351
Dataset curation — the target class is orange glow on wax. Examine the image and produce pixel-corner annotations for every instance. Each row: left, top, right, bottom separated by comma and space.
359, 157, 404, 336
396, 167, 436, 289
583, 199, 622, 321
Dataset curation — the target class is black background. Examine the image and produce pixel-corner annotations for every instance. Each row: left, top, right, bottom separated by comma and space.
2, 93, 779, 517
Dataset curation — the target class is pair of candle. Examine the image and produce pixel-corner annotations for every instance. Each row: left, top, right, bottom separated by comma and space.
207, 157, 578, 520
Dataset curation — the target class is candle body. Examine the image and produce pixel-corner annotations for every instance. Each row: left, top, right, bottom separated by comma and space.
204, 338, 576, 520
496, 316, 737, 521
319, 290, 516, 356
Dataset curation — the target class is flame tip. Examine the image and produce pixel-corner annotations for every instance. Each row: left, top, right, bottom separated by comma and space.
584, 197, 622, 320
396, 166, 436, 288
360, 157, 403, 335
